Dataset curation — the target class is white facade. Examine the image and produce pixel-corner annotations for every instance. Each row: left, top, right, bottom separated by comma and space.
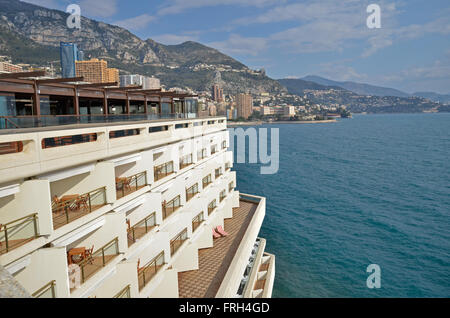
0, 117, 274, 298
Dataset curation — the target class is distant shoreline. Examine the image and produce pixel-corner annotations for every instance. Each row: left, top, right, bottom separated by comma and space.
227, 119, 337, 127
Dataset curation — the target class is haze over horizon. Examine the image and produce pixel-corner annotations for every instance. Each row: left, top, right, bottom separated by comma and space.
22, 0, 450, 94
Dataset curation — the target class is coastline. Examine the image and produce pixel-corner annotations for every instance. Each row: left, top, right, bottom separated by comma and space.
227, 119, 337, 127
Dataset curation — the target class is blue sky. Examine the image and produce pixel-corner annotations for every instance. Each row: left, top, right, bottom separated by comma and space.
23, 0, 450, 94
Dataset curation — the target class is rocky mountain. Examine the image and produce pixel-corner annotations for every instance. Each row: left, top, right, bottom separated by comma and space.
0, 0, 286, 95
277, 78, 346, 95
301, 75, 410, 98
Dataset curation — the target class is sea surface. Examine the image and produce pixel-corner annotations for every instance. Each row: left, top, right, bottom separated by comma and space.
232, 113, 450, 297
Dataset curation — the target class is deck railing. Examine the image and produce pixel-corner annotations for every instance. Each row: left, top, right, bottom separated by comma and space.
138, 251, 165, 291
127, 213, 156, 246
186, 183, 199, 202
208, 199, 217, 215
0, 213, 38, 255
0, 113, 202, 130
32, 280, 56, 298
116, 171, 147, 199
192, 212, 204, 233
180, 154, 193, 170
77, 238, 119, 285
154, 161, 174, 182
52, 187, 107, 229
170, 228, 188, 256
162, 195, 181, 220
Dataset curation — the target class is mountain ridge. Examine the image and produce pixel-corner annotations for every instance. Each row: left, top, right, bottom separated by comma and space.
0, 0, 286, 94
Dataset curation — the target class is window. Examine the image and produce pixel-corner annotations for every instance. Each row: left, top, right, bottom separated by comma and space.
0, 141, 23, 155
211, 145, 217, 155
202, 174, 212, 188
175, 123, 189, 129
149, 125, 169, 133
109, 129, 140, 139
42, 133, 97, 149
186, 183, 199, 202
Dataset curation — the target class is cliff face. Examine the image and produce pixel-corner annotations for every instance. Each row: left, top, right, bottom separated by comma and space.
0, 0, 287, 94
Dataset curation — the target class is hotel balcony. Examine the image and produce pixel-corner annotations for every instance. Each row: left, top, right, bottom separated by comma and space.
238, 238, 275, 298
51, 187, 107, 230
177, 193, 268, 298
115, 171, 148, 199
0, 214, 39, 256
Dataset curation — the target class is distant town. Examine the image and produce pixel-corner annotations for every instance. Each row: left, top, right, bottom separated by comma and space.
0, 41, 351, 123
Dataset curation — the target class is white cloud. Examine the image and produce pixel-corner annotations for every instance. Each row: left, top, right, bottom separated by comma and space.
114, 14, 156, 31
157, 0, 284, 16
151, 33, 200, 45
208, 34, 268, 57
79, 0, 118, 18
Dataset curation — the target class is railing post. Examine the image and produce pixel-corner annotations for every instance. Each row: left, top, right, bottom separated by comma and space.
102, 249, 105, 266
33, 214, 38, 238
65, 205, 69, 225
88, 193, 92, 212
4, 228, 9, 252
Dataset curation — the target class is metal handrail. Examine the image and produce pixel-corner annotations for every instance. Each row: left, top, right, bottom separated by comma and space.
77, 237, 119, 284
138, 251, 165, 291
154, 161, 174, 182
128, 213, 156, 244
0, 213, 38, 254
32, 280, 56, 298
116, 171, 147, 198
52, 187, 107, 229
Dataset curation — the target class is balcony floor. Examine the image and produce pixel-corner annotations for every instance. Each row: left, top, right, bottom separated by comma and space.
177, 199, 257, 298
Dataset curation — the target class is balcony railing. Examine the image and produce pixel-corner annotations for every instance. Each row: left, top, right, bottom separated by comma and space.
32, 280, 56, 298
202, 175, 212, 189
0, 213, 39, 255
192, 212, 204, 233
114, 285, 131, 298
138, 251, 165, 291
0, 113, 203, 130
75, 238, 119, 288
215, 168, 223, 179
162, 195, 181, 220
211, 146, 218, 155
170, 228, 188, 256
186, 183, 199, 202
208, 199, 217, 215
116, 171, 148, 199
180, 154, 193, 170
219, 190, 227, 202
154, 161, 174, 182
127, 213, 156, 247
225, 162, 231, 171
229, 181, 235, 193
197, 148, 207, 161
52, 187, 107, 230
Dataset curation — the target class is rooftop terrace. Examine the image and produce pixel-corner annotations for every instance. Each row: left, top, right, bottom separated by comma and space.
178, 199, 258, 298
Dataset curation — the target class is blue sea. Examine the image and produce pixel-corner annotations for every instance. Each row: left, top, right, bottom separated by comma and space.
232, 113, 450, 298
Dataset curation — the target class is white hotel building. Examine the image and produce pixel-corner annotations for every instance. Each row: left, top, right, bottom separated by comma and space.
0, 90, 275, 298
